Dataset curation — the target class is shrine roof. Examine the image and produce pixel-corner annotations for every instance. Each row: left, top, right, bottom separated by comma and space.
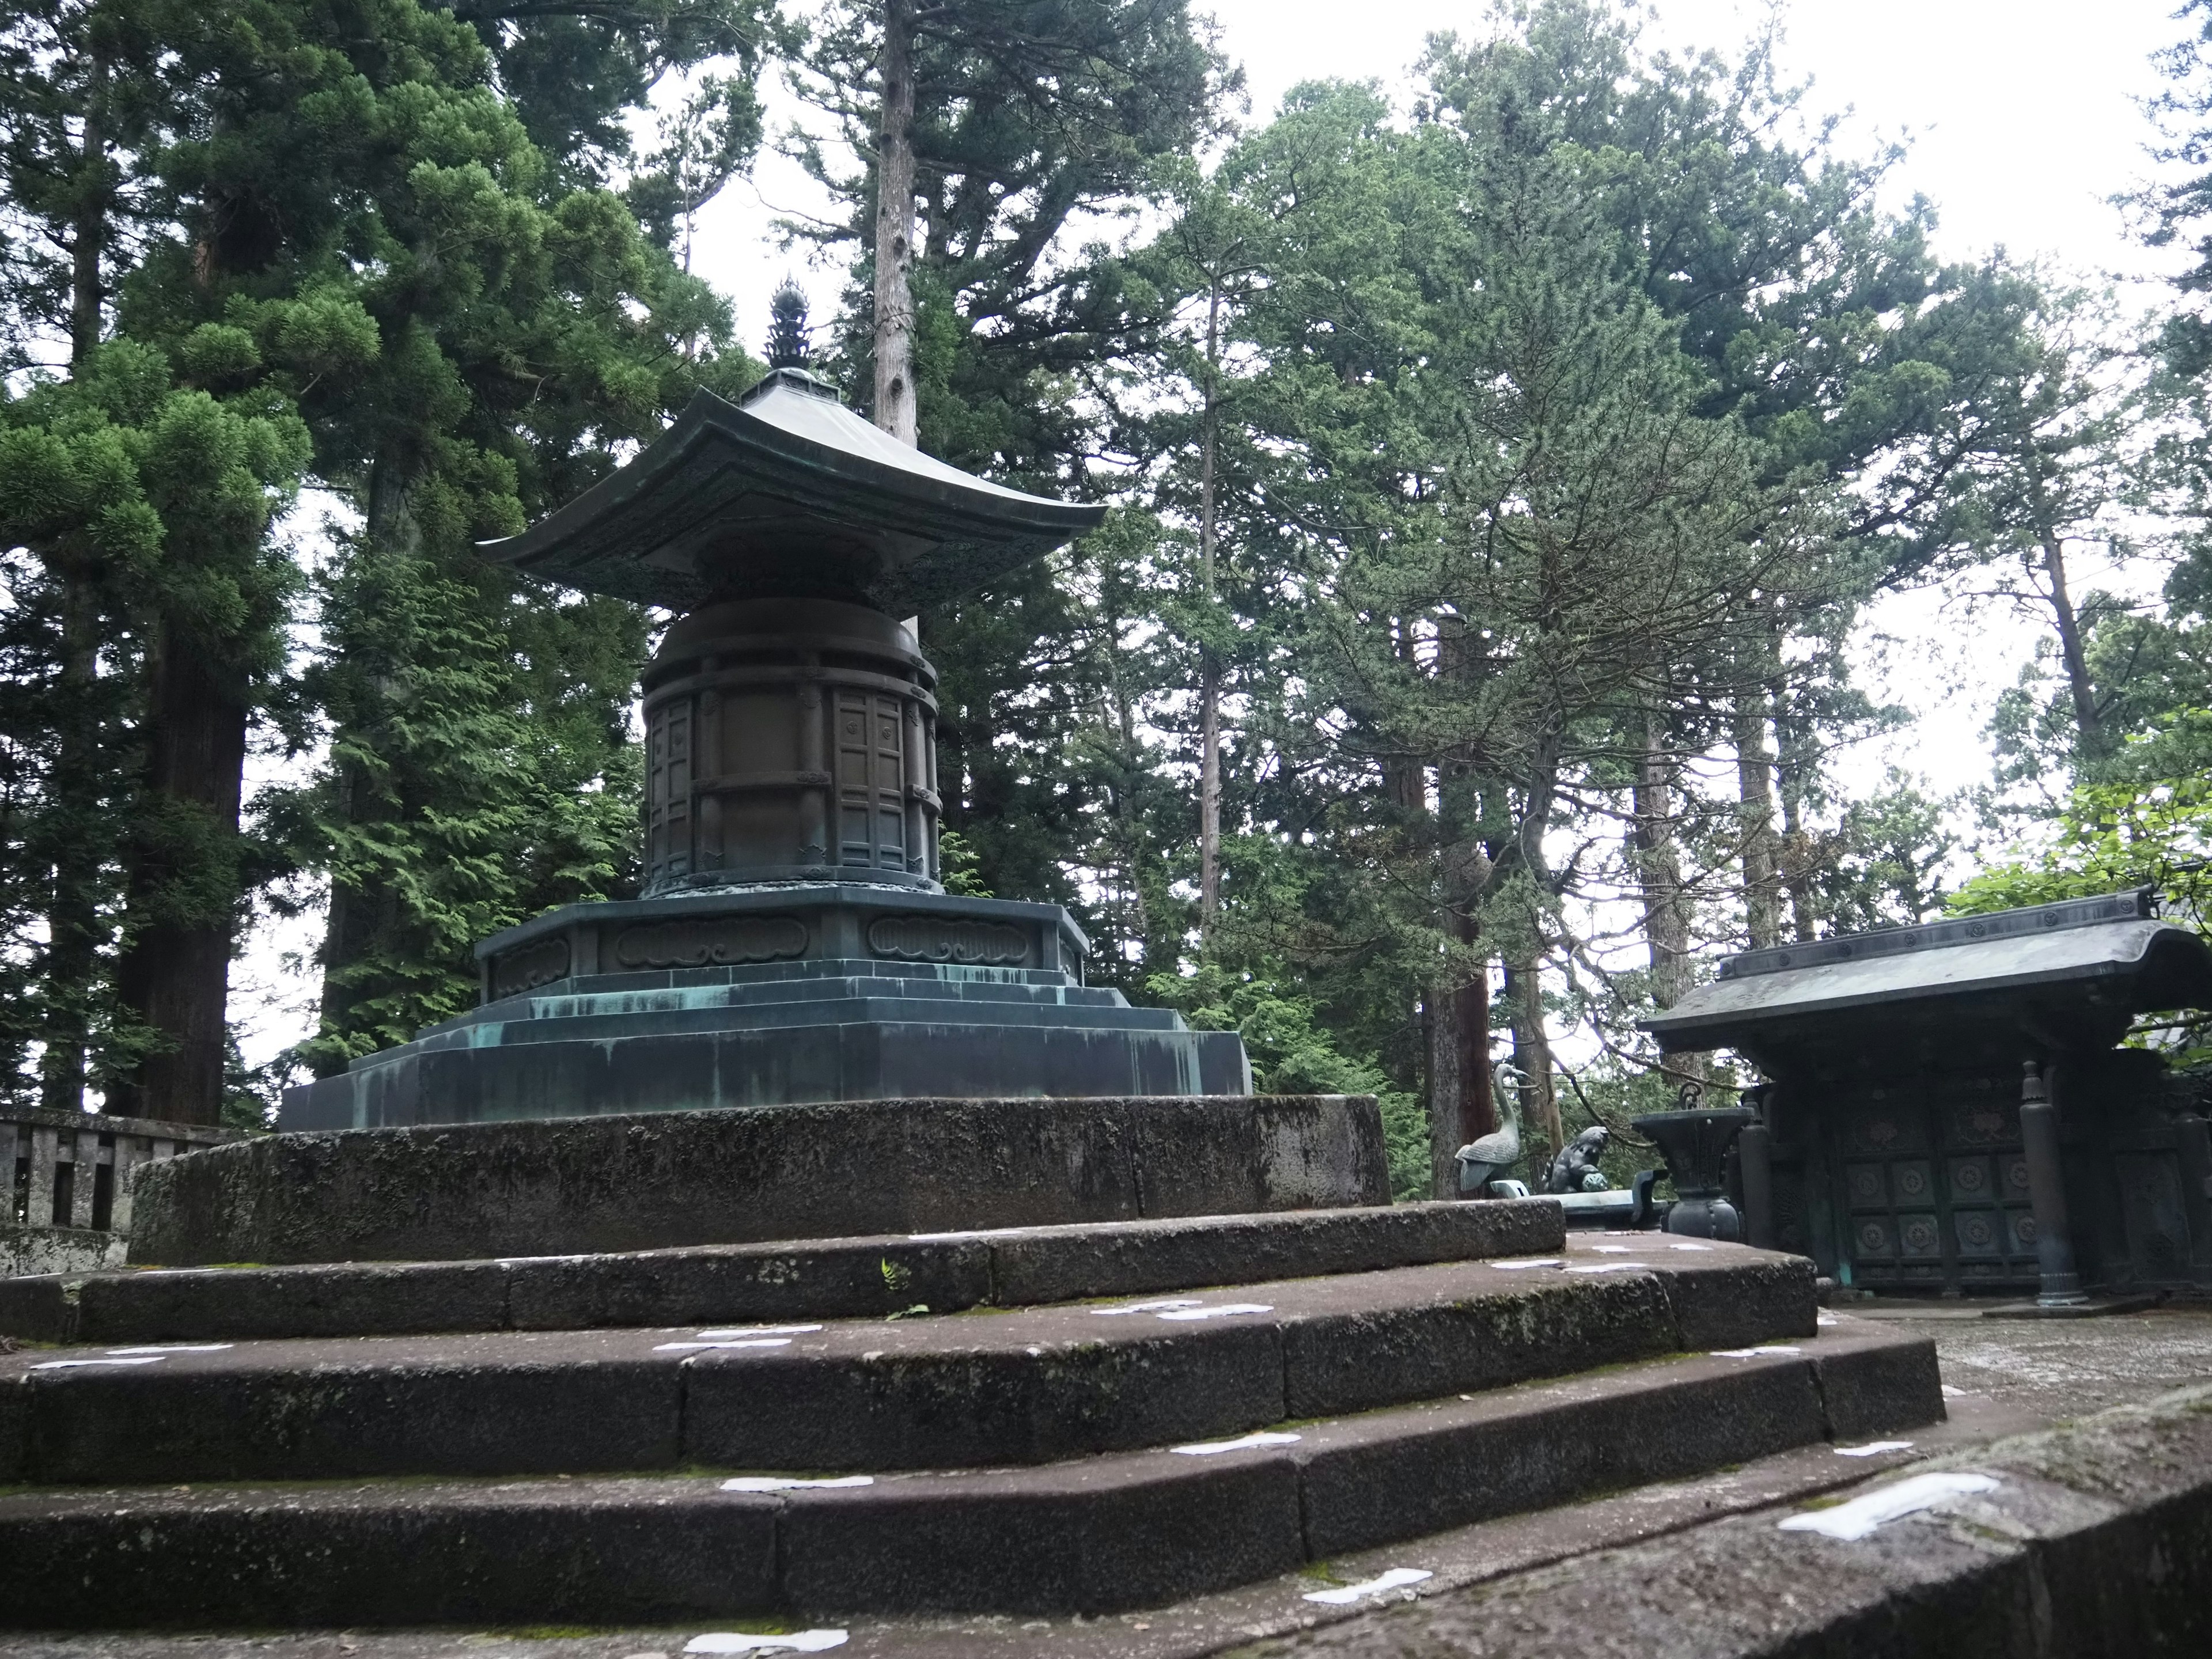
1641, 888, 2212, 1054
478, 369, 1106, 614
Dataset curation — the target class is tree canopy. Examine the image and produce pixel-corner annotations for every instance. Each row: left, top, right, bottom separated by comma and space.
2, 0, 2208, 1181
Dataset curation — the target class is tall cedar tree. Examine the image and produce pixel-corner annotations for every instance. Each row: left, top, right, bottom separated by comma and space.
2, 2, 773, 1115
789, 0, 1234, 929
238, 1, 777, 1074
1, 3, 315, 1122
1114, 3, 2043, 1190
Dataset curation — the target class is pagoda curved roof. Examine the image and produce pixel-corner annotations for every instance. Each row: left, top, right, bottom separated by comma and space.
479, 369, 1107, 613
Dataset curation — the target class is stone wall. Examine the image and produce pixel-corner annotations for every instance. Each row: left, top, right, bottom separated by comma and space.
130, 1094, 1388, 1266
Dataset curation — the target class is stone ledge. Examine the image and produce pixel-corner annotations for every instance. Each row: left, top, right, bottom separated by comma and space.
127, 1094, 1387, 1266
0, 1325, 1940, 1628
0, 1200, 1563, 1346
1259, 1380, 2212, 1657
1, 1244, 1806, 1486
0, 1224, 123, 1281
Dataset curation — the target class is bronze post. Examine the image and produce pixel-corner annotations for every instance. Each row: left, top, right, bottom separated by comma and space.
1738, 1084, 1777, 1251
2020, 1059, 2086, 1306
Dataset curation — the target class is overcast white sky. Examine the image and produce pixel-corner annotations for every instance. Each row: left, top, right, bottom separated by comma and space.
685, 0, 2195, 864
708, 1, 2189, 351
1232, 0, 2182, 278
233, 1, 2200, 1071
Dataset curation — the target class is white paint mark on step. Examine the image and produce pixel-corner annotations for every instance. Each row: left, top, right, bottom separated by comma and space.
1093, 1298, 1203, 1316
1171, 1431, 1302, 1456
1589, 1244, 1634, 1253
683, 1632, 847, 1654
1817, 1315, 1840, 1327
1566, 1263, 1649, 1275
1156, 1303, 1272, 1322
1302, 1567, 1433, 1604
1667, 1242, 1717, 1252
696, 1326, 821, 1339
1711, 1346, 1802, 1358
1778, 1472, 1999, 1541
655, 1339, 794, 1352
1488, 1259, 1564, 1271
1942, 1384, 1968, 1398
1834, 1441, 1915, 1457
719, 1476, 874, 1493
32, 1355, 168, 1370
105, 1344, 232, 1355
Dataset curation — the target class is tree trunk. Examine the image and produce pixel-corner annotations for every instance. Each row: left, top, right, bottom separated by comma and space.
1631, 711, 1703, 1084
2039, 530, 2105, 762
1504, 954, 1560, 1178
1426, 909, 1494, 1199
1734, 698, 1782, 949
1771, 681, 1819, 942
1426, 618, 1497, 1194
38, 576, 104, 1114
1102, 626, 1154, 974
313, 452, 418, 1071
40, 51, 111, 1113
69, 54, 106, 368
1631, 712, 1695, 1008
109, 630, 247, 1126
1196, 277, 1223, 937
1381, 622, 1424, 815
872, 0, 918, 446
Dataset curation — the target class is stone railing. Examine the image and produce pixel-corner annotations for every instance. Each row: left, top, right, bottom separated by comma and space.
5, 1106, 242, 1274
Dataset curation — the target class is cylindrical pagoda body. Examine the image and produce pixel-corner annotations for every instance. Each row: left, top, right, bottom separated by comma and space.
640, 597, 941, 895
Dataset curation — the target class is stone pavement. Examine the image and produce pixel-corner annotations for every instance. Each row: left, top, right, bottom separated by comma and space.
5, 1299, 2202, 1658
1883, 1301, 2212, 1436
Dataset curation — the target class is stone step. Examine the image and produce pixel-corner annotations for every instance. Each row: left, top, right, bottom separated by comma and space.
0, 1201, 1561, 1346
485, 969, 1140, 1024
289, 1018, 1257, 1130
388, 993, 1193, 1059
423, 959, 1107, 1040
129, 1096, 1389, 1266
0, 1240, 1815, 1486
0, 1321, 1942, 1629
1264, 1377, 2212, 1659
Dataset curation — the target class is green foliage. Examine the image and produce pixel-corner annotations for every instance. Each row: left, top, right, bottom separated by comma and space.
788, 0, 1236, 927
1949, 774, 2212, 937
1149, 960, 1429, 1202
0, 332, 308, 1109
0, 0, 2180, 1137
130, 0, 777, 1071
934, 826, 993, 898
1799, 772, 1956, 933
283, 552, 645, 1065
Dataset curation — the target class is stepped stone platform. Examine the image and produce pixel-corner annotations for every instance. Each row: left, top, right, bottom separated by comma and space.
122, 1094, 1383, 1265
282, 900, 1253, 1131
0, 1221, 1941, 1631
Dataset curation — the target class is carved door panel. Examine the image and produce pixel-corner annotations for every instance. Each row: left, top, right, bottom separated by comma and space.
835, 691, 908, 873
1834, 1087, 2036, 1293
1940, 1093, 2037, 1291
646, 696, 693, 887
1838, 1096, 1945, 1291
